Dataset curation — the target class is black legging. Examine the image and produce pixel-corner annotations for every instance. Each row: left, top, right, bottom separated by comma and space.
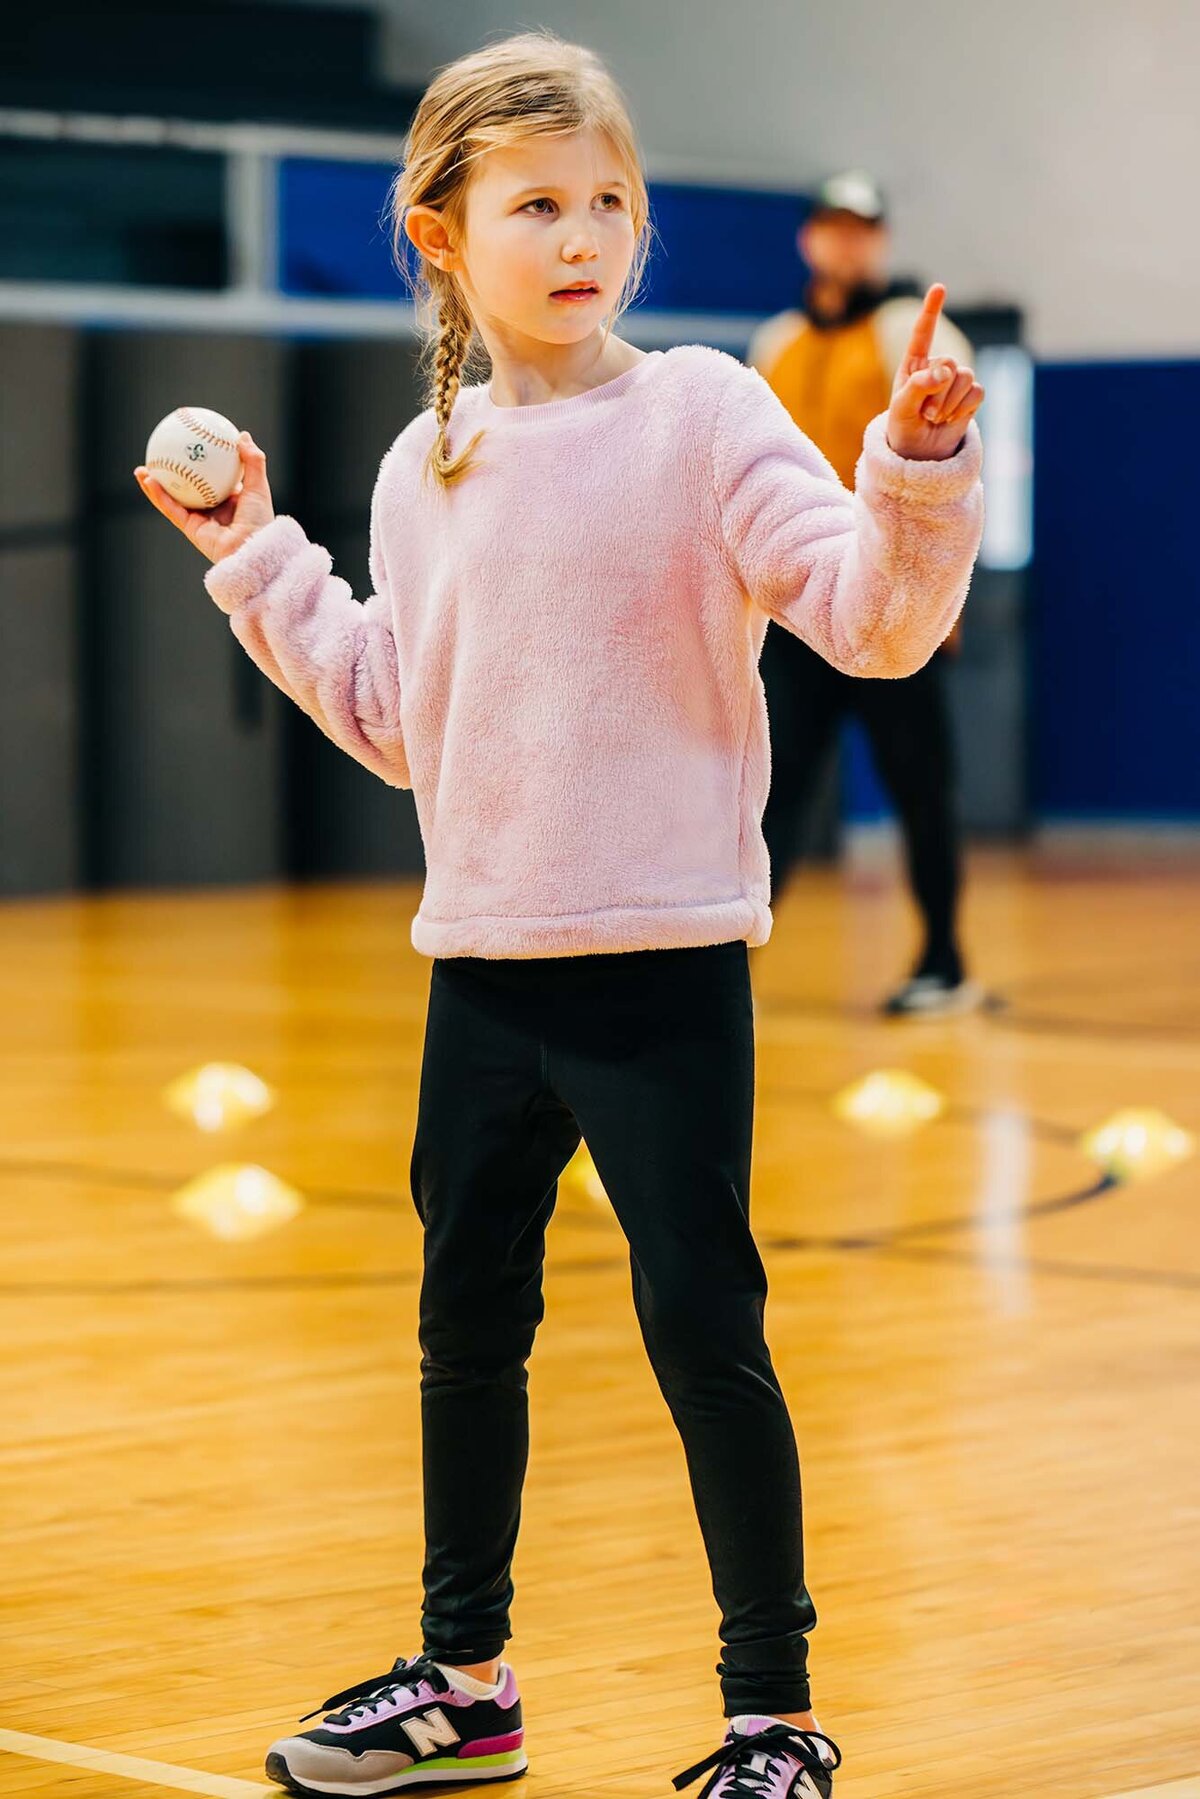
411, 940, 817, 1718
760, 625, 963, 977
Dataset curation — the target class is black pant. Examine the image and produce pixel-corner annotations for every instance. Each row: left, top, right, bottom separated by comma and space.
410, 941, 817, 1717
761, 626, 963, 977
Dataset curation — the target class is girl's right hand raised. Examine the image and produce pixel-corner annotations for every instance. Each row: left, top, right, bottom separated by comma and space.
133, 431, 275, 564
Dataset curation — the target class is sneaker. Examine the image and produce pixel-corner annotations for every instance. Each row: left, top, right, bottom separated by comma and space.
672, 1716, 841, 1799
882, 972, 985, 1018
265, 1652, 527, 1795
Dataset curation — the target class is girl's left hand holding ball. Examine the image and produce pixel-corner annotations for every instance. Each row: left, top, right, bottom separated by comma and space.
134, 419, 275, 565
885, 283, 986, 462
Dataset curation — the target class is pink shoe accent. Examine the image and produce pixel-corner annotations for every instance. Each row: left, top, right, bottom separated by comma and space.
457, 1731, 524, 1759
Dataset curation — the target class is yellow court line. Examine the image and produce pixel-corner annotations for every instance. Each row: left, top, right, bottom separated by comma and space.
0, 1729, 271, 1797
2, 1726, 1195, 1799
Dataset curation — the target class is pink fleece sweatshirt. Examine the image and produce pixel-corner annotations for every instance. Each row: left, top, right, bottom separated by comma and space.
204, 344, 984, 959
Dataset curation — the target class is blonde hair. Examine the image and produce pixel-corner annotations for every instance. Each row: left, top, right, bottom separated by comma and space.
387, 32, 652, 489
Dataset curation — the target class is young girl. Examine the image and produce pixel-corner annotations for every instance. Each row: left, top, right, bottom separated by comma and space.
135, 32, 984, 1799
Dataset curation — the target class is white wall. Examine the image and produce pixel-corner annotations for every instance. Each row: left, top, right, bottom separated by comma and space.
359, 0, 1199, 360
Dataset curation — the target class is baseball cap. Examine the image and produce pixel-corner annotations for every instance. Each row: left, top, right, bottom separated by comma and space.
810, 169, 888, 224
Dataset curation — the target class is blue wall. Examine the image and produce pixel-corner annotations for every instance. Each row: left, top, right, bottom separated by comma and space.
845, 360, 1200, 827
278, 159, 400, 297
1031, 361, 1200, 821
277, 157, 809, 315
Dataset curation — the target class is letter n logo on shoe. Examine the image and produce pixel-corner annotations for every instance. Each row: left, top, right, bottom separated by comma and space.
401, 1708, 462, 1758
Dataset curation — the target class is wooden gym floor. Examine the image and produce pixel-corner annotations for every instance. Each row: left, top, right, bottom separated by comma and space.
1, 843, 1197, 1799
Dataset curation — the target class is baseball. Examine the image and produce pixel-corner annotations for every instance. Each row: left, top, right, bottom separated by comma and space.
144, 406, 243, 509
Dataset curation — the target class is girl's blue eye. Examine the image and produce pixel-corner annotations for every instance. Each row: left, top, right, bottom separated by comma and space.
521, 195, 623, 214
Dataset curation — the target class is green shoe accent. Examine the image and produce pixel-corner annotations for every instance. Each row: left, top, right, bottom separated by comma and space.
421, 1750, 525, 1771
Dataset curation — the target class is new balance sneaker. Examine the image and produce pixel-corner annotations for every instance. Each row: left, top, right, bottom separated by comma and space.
265, 1653, 527, 1794
672, 1716, 841, 1799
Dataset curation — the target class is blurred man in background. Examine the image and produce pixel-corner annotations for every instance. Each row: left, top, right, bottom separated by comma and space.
750, 170, 982, 1016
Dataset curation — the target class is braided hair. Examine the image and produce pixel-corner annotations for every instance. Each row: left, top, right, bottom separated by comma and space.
429, 288, 483, 488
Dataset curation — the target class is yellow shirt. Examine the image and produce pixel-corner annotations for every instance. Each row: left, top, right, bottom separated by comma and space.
748, 295, 974, 490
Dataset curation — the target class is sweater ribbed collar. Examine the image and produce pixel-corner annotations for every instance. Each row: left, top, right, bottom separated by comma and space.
466, 349, 665, 424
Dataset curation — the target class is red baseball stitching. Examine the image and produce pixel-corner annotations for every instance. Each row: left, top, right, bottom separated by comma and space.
176, 408, 238, 449
148, 459, 220, 507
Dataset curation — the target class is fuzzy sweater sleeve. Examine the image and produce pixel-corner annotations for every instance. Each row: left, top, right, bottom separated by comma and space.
202, 478, 410, 790
711, 360, 984, 678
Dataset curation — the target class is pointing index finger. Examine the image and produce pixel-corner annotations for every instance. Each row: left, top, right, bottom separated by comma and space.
905, 282, 947, 366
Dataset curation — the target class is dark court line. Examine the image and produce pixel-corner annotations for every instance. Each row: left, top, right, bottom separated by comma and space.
0, 1157, 406, 1211
961, 979, 1200, 1045
788, 1173, 1120, 1252
866, 1240, 1200, 1295
758, 983, 1200, 1045
987, 1007, 1200, 1044
3, 1177, 1185, 1301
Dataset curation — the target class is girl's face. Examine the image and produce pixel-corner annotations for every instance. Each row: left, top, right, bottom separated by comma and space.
449, 127, 638, 346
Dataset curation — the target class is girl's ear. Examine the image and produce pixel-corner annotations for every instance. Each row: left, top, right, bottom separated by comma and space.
405, 205, 458, 272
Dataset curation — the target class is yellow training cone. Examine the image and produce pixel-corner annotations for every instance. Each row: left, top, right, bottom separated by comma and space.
1079, 1108, 1195, 1184
560, 1141, 612, 1211
171, 1164, 304, 1241
164, 1062, 275, 1132
832, 1068, 945, 1138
